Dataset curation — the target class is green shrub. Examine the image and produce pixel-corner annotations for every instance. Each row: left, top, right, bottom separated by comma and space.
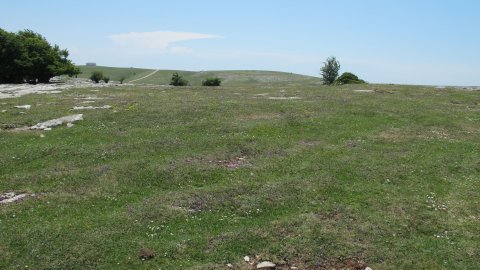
202, 77, 222, 86
169, 72, 188, 86
119, 76, 125, 84
90, 71, 103, 83
336, 72, 365, 84
103, 76, 110, 83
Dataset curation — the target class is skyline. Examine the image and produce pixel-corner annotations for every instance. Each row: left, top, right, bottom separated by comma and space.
2, 0, 480, 86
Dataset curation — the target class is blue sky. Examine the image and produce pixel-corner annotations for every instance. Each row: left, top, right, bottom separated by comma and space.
2, 0, 480, 85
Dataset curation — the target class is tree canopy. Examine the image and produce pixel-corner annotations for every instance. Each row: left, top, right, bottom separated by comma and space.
320, 56, 341, 85
0, 28, 80, 84
336, 72, 366, 84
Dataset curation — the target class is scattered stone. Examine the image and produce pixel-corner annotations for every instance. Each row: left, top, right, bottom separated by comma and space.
226, 263, 233, 268
290, 267, 298, 270
244, 256, 250, 262
365, 267, 373, 270
40, 134, 45, 138
73, 105, 111, 110
0, 192, 27, 204
66, 123, 74, 128
14, 105, 31, 109
29, 114, 83, 130
1, 110, 6, 113
257, 261, 276, 269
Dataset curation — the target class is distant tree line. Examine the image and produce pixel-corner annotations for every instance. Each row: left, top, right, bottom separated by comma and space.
0, 28, 80, 84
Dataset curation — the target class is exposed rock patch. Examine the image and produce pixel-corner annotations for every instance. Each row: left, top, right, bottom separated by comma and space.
29, 114, 83, 130
0, 192, 28, 204
73, 105, 111, 110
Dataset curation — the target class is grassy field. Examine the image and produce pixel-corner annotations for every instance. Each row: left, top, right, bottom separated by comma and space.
76, 66, 322, 86
76, 66, 153, 82
0, 76, 479, 269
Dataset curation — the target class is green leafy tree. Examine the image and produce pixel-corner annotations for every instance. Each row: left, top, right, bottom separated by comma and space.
0, 28, 80, 84
169, 72, 188, 86
320, 56, 340, 85
202, 77, 222, 86
0, 29, 24, 83
336, 72, 366, 84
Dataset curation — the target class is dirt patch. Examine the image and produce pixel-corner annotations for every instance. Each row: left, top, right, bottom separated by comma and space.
185, 155, 251, 170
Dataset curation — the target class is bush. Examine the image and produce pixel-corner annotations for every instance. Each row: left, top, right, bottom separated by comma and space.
169, 72, 188, 86
202, 77, 222, 86
320, 56, 340, 85
90, 71, 103, 83
103, 76, 110, 83
119, 76, 125, 84
335, 72, 365, 84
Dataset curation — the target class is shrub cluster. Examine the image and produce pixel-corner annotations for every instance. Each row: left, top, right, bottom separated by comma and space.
202, 77, 221, 86
89, 71, 110, 83
0, 28, 79, 84
169, 72, 189, 86
335, 72, 366, 84
169, 73, 222, 87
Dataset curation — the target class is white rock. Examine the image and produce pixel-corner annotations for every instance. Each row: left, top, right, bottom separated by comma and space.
353, 90, 374, 93
29, 114, 83, 130
66, 123, 74, 128
73, 105, 111, 110
14, 105, 31, 109
226, 263, 233, 268
365, 267, 373, 270
1, 110, 6, 113
244, 256, 250, 262
257, 261, 276, 269
0, 193, 27, 204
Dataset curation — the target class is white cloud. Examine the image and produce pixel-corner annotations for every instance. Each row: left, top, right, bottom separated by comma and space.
170, 46, 193, 54
109, 31, 218, 51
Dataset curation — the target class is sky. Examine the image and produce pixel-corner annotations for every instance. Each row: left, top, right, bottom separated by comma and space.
2, 0, 480, 86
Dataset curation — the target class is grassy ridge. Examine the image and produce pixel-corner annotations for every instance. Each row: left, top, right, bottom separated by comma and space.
76, 66, 322, 86
76, 66, 153, 81
0, 81, 479, 269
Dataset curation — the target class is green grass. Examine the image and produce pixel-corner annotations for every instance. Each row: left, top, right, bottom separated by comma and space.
76, 66, 153, 82
77, 66, 322, 86
0, 79, 479, 269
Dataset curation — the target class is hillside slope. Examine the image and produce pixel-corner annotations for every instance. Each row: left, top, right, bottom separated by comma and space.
77, 66, 322, 86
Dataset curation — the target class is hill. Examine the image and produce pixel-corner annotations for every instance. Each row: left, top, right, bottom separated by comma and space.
77, 66, 322, 86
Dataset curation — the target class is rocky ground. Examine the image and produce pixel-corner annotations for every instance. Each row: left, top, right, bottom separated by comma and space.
0, 78, 124, 99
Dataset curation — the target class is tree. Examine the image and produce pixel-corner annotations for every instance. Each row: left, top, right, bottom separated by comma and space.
0, 28, 80, 84
0, 29, 24, 83
169, 72, 188, 86
336, 72, 366, 84
202, 77, 221, 86
320, 56, 340, 85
